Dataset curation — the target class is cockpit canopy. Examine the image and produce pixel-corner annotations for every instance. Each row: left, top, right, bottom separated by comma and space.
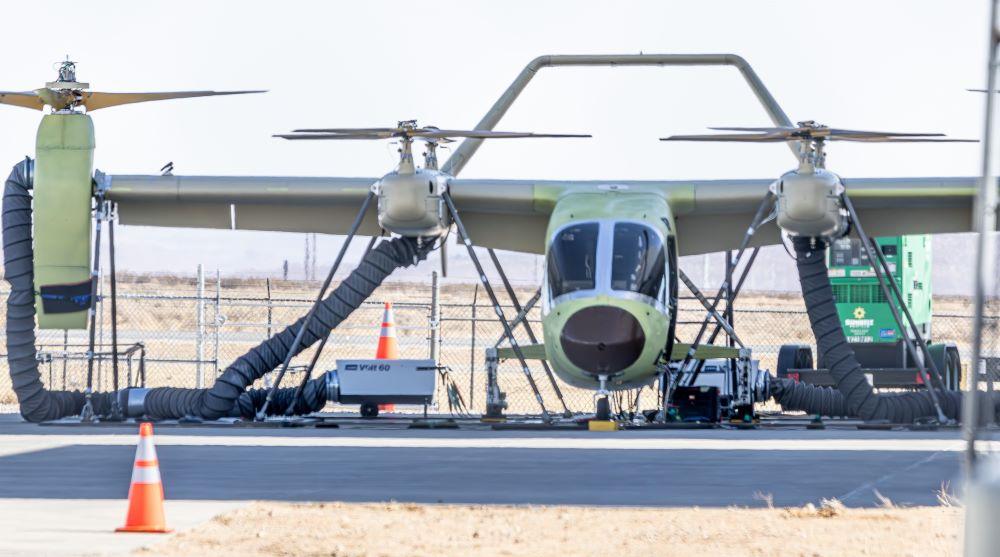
610, 222, 665, 299
547, 223, 599, 298
546, 220, 668, 303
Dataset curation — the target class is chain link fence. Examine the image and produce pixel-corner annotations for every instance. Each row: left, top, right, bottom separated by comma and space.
0, 273, 996, 415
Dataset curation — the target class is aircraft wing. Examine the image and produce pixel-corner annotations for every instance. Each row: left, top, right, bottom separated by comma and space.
107, 174, 982, 256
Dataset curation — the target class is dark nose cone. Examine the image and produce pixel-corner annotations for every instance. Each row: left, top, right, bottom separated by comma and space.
560, 305, 645, 374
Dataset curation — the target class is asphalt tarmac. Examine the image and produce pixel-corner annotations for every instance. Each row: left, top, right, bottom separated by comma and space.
0, 414, 983, 508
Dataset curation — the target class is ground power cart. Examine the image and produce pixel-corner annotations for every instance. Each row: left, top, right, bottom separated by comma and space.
777, 235, 962, 391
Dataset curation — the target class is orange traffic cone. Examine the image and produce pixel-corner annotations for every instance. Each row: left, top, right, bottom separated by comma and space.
376, 301, 400, 359
376, 301, 398, 412
117, 422, 170, 533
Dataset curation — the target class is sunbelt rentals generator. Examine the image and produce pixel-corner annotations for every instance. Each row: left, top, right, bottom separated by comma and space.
777, 235, 962, 390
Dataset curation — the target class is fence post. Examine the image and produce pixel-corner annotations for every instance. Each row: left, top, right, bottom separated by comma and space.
470, 284, 479, 409
196, 264, 205, 388
214, 269, 221, 376
266, 278, 273, 340
429, 271, 440, 364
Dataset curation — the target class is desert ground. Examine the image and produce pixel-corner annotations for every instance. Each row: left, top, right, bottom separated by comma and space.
143, 500, 962, 557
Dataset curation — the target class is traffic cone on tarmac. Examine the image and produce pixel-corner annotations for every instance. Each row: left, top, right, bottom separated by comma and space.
117, 422, 170, 533
376, 301, 398, 412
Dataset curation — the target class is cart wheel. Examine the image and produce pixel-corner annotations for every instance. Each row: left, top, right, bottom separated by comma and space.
360, 402, 379, 418
595, 396, 611, 421
777, 344, 813, 378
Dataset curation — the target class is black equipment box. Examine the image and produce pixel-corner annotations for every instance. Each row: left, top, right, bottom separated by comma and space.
673, 386, 721, 423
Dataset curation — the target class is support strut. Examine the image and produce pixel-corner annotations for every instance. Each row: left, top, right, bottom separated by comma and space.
81, 195, 107, 422
284, 235, 381, 416
442, 191, 550, 421
686, 246, 761, 386
841, 194, 949, 423
677, 270, 744, 348
487, 248, 571, 417
674, 192, 774, 381
255, 190, 375, 420
109, 204, 120, 395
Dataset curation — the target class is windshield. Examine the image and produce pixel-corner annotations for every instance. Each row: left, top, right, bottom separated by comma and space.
611, 222, 665, 298
547, 223, 599, 298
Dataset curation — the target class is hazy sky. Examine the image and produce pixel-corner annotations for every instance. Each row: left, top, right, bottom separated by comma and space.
0, 1, 991, 286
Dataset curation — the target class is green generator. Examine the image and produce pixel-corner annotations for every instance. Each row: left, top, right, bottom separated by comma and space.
778, 235, 962, 390
828, 235, 932, 344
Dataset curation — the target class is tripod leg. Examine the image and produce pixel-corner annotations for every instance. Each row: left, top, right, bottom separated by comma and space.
442, 192, 550, 421
488, 248, 572, 417
256, 191, 375, 420
284, 235, 381, 416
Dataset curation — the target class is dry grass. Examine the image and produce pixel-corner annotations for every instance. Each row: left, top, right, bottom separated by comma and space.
140, 501, 963, 557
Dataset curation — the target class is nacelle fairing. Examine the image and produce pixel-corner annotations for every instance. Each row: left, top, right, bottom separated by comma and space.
375, 169, 451, 237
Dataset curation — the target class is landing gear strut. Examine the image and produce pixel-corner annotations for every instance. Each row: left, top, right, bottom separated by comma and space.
594, 374, 611, 421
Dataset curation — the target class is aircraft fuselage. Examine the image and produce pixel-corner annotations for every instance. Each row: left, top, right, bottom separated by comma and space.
540, 187, 678, 389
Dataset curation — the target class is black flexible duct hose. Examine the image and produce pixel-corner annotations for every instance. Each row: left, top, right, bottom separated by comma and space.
768, 236, 998, 423
4, 158, 432, 422
2, 160, 116, 422
141, 236, 433, 420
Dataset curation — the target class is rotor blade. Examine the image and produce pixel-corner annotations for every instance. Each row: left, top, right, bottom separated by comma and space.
274, 133, 394, 140
661, 133, 790, 142
0, 91, 44, 110
292, 128, 401, 133
419, 130, 591, 139
81, 90, 265, 111
277, 130, 590, 140
707, 126, 794, 133
708, 126, 945, 138
834, 137, 978, 143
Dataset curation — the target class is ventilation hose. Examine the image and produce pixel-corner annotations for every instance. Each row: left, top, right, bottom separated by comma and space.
3, 159, 433, 422
140, 235, 432, 420
770, 236, 998, 423
3, 160, 117, 421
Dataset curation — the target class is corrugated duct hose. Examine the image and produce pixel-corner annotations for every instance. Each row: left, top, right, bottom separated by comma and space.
3, 160, 117, 421
769, 236, 999, 423
142, 235, 432, 420
3, 160, 433, 422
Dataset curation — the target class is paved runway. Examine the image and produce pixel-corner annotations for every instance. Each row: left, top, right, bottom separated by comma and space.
0, 415, 983, 508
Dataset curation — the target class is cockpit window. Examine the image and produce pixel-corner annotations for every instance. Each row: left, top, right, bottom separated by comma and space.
611, 223, 665, 298
547, 223, 599, 298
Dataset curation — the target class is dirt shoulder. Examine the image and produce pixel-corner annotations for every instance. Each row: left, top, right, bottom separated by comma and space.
140, 501, 961, 557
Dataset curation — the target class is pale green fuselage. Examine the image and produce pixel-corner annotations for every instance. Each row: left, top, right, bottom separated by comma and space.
540, 188, 677, 389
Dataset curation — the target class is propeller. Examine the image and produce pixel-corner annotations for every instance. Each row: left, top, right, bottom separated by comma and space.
661, 121, 975, 143
0, 59, 263, 112
274, 120, 591, 141
660, 120, 975, 242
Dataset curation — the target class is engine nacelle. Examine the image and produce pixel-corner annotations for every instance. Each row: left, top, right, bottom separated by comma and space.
375, 170, 450, 237
772, 168, 848, 240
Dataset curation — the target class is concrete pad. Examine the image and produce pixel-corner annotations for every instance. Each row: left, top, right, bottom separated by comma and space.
0, 499, 243, 556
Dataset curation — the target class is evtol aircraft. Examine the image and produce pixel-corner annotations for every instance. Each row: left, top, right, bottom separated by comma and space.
1, 54, 986, 421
